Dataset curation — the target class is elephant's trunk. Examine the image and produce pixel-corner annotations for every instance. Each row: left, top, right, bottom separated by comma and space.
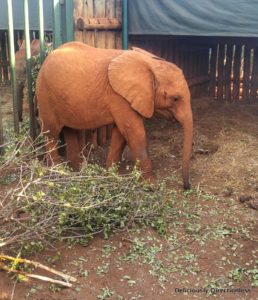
182, 110, 193, 189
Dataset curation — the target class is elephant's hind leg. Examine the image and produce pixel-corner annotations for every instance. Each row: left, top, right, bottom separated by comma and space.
41, 120, 62, 167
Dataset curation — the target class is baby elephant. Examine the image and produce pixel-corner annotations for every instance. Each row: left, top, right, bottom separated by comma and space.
15, 39, 40, 121
36, 42, 193, 189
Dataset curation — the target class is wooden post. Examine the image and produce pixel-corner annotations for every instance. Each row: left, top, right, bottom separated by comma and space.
115, 0, 122, 49
73, 0, 83, 41
242, 46, 251, 101
224, 44, 233, 101
232, 45, 242, 101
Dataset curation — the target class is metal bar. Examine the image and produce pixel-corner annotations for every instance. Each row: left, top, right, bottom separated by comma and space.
7, 0, 19, 133
65, 0, 74, 42
24, 0, 36, 139
53, 0, 62, 48
122, 0, 128, 50
39, 0, 45, 63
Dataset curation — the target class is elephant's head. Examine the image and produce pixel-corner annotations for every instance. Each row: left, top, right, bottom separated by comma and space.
108, 48, 193, 189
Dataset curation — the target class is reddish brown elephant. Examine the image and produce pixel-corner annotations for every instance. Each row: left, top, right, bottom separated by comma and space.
36, 42, 193, 189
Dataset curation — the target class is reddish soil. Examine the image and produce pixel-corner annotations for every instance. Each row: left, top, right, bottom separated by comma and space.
0, 85, 258, 299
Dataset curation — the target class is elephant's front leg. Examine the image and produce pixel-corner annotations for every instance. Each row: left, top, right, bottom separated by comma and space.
127, 129, 153, 181
106, 126, 126, 167
115, 119, 153, 181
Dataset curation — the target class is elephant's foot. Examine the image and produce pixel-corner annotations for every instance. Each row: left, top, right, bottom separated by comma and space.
45, 151, 61, 167
138, 157, 156, 184
68, 156, 82, 171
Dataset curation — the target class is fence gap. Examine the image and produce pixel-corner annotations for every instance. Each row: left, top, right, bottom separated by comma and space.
224, 44, 233, 101
217, 43, 225, 100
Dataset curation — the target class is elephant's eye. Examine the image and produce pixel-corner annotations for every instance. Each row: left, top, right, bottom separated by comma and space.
170, 96, 179, 102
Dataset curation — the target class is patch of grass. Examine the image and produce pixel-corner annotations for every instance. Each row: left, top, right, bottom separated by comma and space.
97, 287, 114, 299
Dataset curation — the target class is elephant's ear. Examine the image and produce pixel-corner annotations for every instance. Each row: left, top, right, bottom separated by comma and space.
132, 47, 164, 61
108, 51, 155, 118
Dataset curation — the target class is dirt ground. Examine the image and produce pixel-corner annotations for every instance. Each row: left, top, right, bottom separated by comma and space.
0, 85, 258, 299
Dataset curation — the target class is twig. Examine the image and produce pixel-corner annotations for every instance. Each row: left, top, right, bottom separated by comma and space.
0, 255, 77, 283
10, 277, 18, 300
0, 264, 73, 288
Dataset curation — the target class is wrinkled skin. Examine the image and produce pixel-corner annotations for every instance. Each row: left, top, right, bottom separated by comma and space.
15, 39, 41, 121
36, 42, 193, 189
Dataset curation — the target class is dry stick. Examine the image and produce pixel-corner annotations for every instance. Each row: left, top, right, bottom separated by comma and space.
0, 264, 73, 288
0, 255, 77, 283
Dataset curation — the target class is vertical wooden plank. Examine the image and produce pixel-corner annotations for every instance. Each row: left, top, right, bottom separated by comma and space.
232, 45, 241, 101
250, 48, 258, 101
224, 44, 233, 101
242, 46, 251, 101
115, 0, 122, 49
94, 0, 106, 48
106, 0, 116, 49
217, 43, 225, 100
83, 0, 95, 46
73, 0, 84, 42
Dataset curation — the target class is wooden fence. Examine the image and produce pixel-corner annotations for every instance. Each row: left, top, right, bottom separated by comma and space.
208, 37, 258, 101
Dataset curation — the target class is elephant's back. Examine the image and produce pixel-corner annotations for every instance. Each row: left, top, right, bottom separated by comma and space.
36, 41, 121, 127
37, 41, 122, 89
